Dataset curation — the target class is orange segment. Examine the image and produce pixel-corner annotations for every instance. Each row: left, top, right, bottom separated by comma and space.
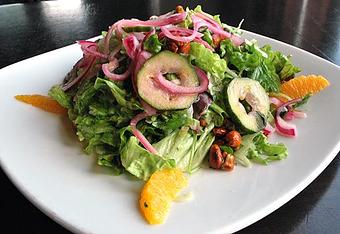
15, 94, 67, 115
139, 168, 188, 225
280, 75, 330, 99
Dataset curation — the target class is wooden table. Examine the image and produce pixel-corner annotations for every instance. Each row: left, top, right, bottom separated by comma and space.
0, 0, 339, 233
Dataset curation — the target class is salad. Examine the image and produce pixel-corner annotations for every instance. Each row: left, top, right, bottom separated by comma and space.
25, 5, 329, 224
47, 5, 326, 176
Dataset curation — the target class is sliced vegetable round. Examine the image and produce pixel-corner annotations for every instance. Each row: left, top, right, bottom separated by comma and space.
122, 26, 152, 33
225, 78, 270, 133
137, 51, 199, 110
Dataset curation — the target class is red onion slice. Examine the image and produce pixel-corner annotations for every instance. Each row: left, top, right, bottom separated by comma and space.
132, 50, 152, 93
230, 35, 245, 46
160, 26, 199, 42
130, 112, 158, 154
167, 27, 203, 37
193, 37, 214, 51
160, 26, 202, 43
104, 13, 186, 54
273, 98, 303, 137
108, 45, 122, 61
292, 110, 307, 118
195, 12, 222, 29
123, 34, 140, 59
263, 122, 276, 136
192, 15, 244, 46
132, 32, 146, 41
275, 115, 297, 137
276, 98, 302, 113
140, 100, 157, 116
78, 41, 108, 59
283, 111, 295, 121
154, 67, 209, 94
270, 97, 283, 107
102, 60, 133, 81
62, 57, 97, 91
120, 12, 186, 28
131, 129, 158, 154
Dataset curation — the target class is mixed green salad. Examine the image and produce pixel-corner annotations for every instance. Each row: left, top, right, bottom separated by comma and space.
49, 5, 310, 180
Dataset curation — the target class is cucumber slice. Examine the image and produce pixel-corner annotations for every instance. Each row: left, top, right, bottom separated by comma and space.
122, 26, 152, 33
226, 78, 269, 133
137, 51, 199, 110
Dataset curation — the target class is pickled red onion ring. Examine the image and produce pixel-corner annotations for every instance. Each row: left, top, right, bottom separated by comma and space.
78, 40, 108, 59
123, 34, 140, 59
160, 26, 201, 42
102, 60, 133, 81
274, 98, 302, 137
154, 67, 209, 94
130, 111, 158, 154
275, 115, 297, 137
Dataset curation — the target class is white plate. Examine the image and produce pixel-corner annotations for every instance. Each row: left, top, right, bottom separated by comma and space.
0, 31, 339, 234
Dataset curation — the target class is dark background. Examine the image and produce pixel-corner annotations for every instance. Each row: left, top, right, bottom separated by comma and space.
0, 0, 339, 233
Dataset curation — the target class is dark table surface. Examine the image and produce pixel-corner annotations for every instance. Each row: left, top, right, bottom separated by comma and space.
0, 0, 339, 233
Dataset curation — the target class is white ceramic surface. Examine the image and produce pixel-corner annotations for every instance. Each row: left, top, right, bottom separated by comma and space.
0, 31, 339, 234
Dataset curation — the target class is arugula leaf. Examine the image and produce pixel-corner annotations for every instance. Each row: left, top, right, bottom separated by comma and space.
220, 146, 234, 154
143, 34, 162, 54
293, 94, 311, 108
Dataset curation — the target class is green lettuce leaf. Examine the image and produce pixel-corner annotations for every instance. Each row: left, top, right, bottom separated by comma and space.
48, 85, 72, 109
203, 102, 226, 127
189, 42, 227, 79
219, 39, 301, 93
234, 132, 288, 166
202, 30, 213, 46
97, 154, 124, 175
154, 124, 215, 173
94, 78, 142, 110
261, 45, 301, 81
74, 79, 98, 114
120, 136, 176, 180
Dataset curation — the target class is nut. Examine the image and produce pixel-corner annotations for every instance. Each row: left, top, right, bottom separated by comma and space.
179, 42, 190, 54
167, 41, 178, 53
212, 34, 222, 48
176, 5, 185, 13
209, 144, 223, 169
213, 127, 227, 137
213, 139, 225, 146
225, 130, 242, 148
221, 152, 235, 171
